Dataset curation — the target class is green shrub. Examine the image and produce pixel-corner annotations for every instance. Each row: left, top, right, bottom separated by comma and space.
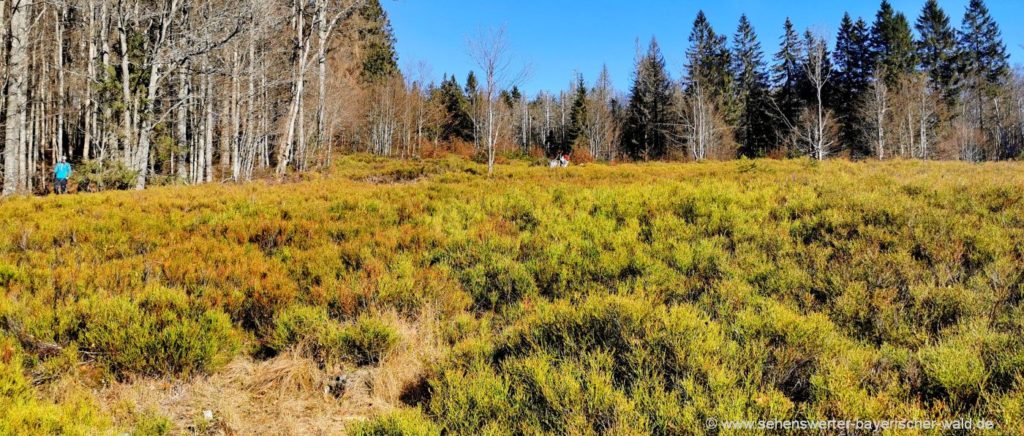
0, 344, 109, 434
132, 410, 172, 435
73, 160, 138, 192
351, 408, 440, 436
426, 364, 514, 433
3, 158, 1024, 431
0, 263, 20, 288
333, 315, 400, 366
269, 304, 332, 353
918, 336, 987, 407
460, 257, 537, 311
77, 293, 239, 377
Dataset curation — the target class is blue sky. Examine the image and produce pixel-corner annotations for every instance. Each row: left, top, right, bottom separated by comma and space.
384, 1, 1024, 96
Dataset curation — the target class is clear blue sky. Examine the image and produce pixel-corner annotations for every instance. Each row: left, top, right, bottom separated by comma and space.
384, 0, 1023, 96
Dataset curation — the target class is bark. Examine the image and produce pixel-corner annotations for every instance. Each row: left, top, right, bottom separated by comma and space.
3, 0, 29, 196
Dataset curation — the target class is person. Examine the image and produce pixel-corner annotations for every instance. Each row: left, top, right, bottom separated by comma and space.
54, 156, 72, 194
560, 153, 570, 167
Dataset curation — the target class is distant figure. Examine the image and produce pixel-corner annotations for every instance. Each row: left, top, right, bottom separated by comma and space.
54, 156, 71, 194
549, 153, 570, 168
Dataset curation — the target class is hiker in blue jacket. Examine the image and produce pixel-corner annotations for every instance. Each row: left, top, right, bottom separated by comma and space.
54, 156, 72, 194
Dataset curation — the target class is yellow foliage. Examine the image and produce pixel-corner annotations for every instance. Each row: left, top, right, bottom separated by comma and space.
2, 156, 1023, 432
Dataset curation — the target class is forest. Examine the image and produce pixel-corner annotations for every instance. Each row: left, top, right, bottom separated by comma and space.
0, 0, 1022, 196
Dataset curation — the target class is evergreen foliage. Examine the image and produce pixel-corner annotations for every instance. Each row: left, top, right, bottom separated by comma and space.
833, 14, 875, 154
358, 0, 400, 83
957, 0, 1009, 89
771, 18, 804, 144
622, 39, 676, 160
915, 0, 958, 100
870, 0, 918, 85
731, 15, 773, 157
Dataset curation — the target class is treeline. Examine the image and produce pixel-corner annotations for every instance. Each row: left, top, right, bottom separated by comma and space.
1, 0, 1021, 195
0, 0, 399, 195
407, 0, 1022, 165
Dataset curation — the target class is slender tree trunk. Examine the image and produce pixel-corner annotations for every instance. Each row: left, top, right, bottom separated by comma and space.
316, 0, 329, 168
277, 0, 307, 174
84, 0, 97, 161
230, 49, 241, 181
99, 0, 113, 161
177, 69, 190, 181
3, 0, 29, 196
203, 64, 215, 183
118, 14, 135, 162
55, 5, 67, 161
816, 86, 824, 160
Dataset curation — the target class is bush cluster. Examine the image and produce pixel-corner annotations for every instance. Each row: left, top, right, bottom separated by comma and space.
2, 158, 1023, 432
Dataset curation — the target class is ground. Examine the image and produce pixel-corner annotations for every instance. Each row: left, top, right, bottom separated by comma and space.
1, 156, 1022, 434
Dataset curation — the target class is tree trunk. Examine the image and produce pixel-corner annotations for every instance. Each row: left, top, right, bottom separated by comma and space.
3, 0, 29, 196
84, 0, 97, 161
55, 6, 67, 161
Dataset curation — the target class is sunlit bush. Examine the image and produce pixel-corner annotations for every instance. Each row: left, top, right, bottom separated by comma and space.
1, 158, 1023, 430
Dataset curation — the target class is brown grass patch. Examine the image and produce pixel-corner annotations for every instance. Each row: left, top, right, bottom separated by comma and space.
95, 308, 441, 435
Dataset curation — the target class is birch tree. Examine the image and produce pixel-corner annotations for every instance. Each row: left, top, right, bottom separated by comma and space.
468, 27, 525, 175
3, 0, 30, 195
800, 32, 836, 160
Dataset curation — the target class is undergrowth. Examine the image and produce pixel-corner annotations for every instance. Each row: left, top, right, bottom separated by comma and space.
1, 155, 1022, 433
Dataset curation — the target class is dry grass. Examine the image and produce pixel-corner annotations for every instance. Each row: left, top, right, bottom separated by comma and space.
96, 308, 440, 435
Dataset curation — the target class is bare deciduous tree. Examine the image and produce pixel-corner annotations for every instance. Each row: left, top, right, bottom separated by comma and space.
801, 32, 836, 160
3, 0, 29, 195
468, 27, 526, 175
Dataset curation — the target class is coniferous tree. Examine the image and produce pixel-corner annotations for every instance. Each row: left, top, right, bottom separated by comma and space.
958, 0, 1008, 88
622, 38, 676, 160
465, 71, 479, 99
358, 0, 399, 83
438, 75, 473, 142
957, 0, 1010, 159
509, 86, 523, 107
686, 11, 736, 123
567, 74, 588, 150
834, 14, 874, 155
731, 15, 773, 157
915, 0, 958, 100
464, 71, 481, 147
771, 18, 804, 147
870, 0, 917, 85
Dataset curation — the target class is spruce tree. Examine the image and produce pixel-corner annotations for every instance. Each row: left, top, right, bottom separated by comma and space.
958, 0, 1009, 88
870, 0, 917, 85
958, 0, 1010, 158
358, 0, 399, 83
771, 18, 804, 146
686, 11, 735, 124
465, 71, 479, 98
731, 15, 772, 157
438, 75, 473, 142
834, 14, 874, 155
510, 86, 523, 106
567, 74, 588, 150
465, 71, 480, 145
915, 0, 958, 99
622, 38, 676, 160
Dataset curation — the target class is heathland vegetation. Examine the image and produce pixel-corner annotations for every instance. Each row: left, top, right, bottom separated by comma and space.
1, 156, 1022, 433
